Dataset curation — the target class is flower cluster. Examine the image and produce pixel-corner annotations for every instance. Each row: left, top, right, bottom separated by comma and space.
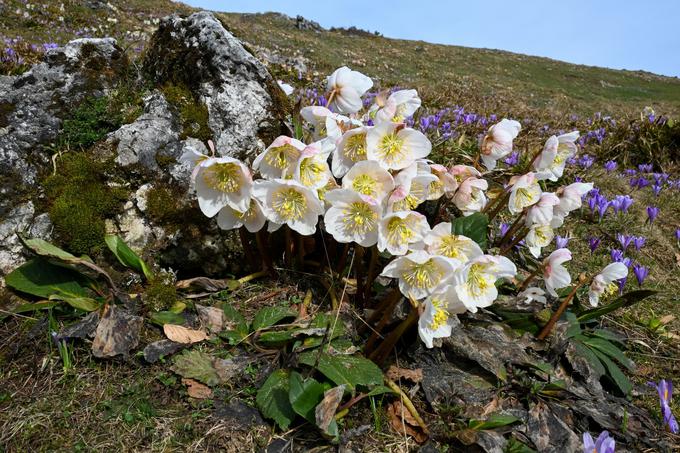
181, 66, 628, 349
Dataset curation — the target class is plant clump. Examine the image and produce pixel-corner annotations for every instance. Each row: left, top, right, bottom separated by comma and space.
161, 83, 212, 143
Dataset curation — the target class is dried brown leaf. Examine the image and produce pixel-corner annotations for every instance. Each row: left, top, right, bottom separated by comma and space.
92, 305, 143, 358
163, 324, 208, 344
182, 378, 213, 399
386, 365, 423, 384
386, 400, 428, 443
316, 385, 345, 435
196, 304, 227, 333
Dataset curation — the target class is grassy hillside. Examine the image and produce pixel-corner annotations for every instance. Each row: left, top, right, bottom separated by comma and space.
2, 1, 680, 117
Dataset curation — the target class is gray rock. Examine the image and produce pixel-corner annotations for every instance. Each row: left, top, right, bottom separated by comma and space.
144, 11, 288, 163
143, 339, 185, 363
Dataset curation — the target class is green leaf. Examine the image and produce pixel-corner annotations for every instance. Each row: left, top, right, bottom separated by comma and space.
252, 306, 297, 331
589, 329, 624, 344
366, 385, 396, 397
149, 311, 186, 326
298, 352, 383, 389
469, 413, 520, 430
49, 293, 99, 311
172, 350, 221, 386
258, 330, 297, 346
221, 303, 247, 325
12, 301, 61, 313
288, 371, 325, 423
572, 341, 606, 377
591, 348, 632, 395
5, 258, 91, 299
583, 337, 634, 371
20, 237, 77, 261
450, 212, 489, 249
256, 369, 296, 430
105, 235, 153, 279
577, 290, 657, 322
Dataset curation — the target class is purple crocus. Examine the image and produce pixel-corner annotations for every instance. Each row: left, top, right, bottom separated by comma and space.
632, 264, 649, 286
555, 235, 569, 249
582, 431, 615, 453
652, 184, 662, 197
675, 229, 680, 241
648, 380, 679, 434
639, 163, 653, 173
604, 160, 618, 173
647, 206, 660, 223
610, 249, 625, 262
616, 233, 632, 251
589, 237, 602, 253
504, 151, 520, 167
632, 236, 646, 251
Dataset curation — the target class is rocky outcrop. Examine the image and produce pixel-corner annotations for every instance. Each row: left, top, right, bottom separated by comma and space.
143, 11, 289, 163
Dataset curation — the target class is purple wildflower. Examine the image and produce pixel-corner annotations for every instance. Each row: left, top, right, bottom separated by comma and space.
639, 163, 653, 173
647, 206, 660, 223
616, 233, 632, 251
652, 184, 662, 196
582, 431, 615, 453
617, 276, 627, 294
589, 237, 601, 253
610, 249, 625, 262
675, 229, 680, 241
604, 160, 618, 173
632, 264, 649, 286
648, 380, 679, 434
632, 236, 646, 251
504, 151, 519, 167
555, 235, 569, 249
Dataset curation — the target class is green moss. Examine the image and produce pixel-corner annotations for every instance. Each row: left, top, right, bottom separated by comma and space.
0, 101, 14, 128
144, 273, 178, 312
44, 153, 128, 256
59, 96, 121, 150
161, 83, 212, 142
144, 184, 185, 227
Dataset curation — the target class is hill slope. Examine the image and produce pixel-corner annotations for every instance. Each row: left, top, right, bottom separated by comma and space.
2, 0, 679, 117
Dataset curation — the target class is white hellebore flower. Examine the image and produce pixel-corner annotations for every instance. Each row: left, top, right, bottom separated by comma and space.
480, 119, 521, 170
388, 162, 437, 212
451, 255, 517, 312
378, 210, 430, 256
525, 192, 560, 226
418, 285, 465, 348
193, 156, 253, 217
253, 136, 306, 180
299, 106, 360, 141
427, 163, 458, 200
534, 131, 579, 181
290, 141, 334, 190
453, 177, 488, 216
277, 80, 294, 96
366, 122, 431, 171
543, 248, 572, 297
179, 144, 209, 169
332, 126, 371, 178
374, 89, 421, 124
217, 198, 266, 233
551, 182, 593, 227
380, 250, 458, 299
508, 172, 542, 214
342, 160, 394, 202
518, 287, 547, 304
253, 179, 324, 235
525, 223, 554, 258
588, 262, 628, 307
324, 189, 381, 247
326, 66, 373, 114
423, 222, 483, 262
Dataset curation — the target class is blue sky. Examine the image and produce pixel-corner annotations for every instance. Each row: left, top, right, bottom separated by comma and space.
182, 0, 680, 77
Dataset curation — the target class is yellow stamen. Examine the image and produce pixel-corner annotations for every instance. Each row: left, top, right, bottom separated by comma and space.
272, 188, 307, 221
403, 259, 443, 290
377, 132, 405, 166
429, 297, 449, 330
342, 202, 378, 234
298, 157, 326, 187
203, 162, 242, 193
466, 263, 491, 297
352, 174, 378, 197
264, 144, 300, 170
436, 235, 466, 259
344, 133, 367, 162
386, 217, 415, 246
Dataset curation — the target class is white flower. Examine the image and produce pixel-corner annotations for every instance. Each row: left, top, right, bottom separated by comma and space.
342, 160, 394, 202
427, 163, 458, 200
380, 250, 458, 299
324, 189, 381, 247
374, 89, 421, 123
253, 179, 324, 235
525, 223, 554, 258
418, 285, 465, 348
551, 182, 593, 227
588, 262, 628, 307
326, 66, 373, 114
179, 144, 209, 169
480, 119, 521, 170
508, 172, 542, 214
378, 210, 430, 256
452, 177, 488, 215
277, 80, 294, 96
543, 248, 571, 297
387, 162, 437, 212
216, 198, 266, 233
289, 141, 334, 190
366, 122, 431, 171
534, 132, 579, 181
451, 255, 517, 311
423, 222, 483, 262
253, 136, 306, 180
449, 165, 481, 184
332, 126, 371, 178
525, 192, 560, 226
518, 287, 547, 304
193, 156, 253, 217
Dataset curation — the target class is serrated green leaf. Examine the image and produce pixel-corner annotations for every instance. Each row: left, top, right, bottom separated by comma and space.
5, 258, 91, 299
149, 311, 185, 326
583, 337, 634, 371
298, 352, 382, 389
577, 290, 657, 322
105, 235, 152, 279
288, 371, 325, 423
450, 212, 489, 249
256, 369, 296, 430
591, 348, 632, 395
469, 413, 520, 430
572, 341, 606, 377
172, 350, 221, 386
252, 306, 297, 331
49, 292, 99, 311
